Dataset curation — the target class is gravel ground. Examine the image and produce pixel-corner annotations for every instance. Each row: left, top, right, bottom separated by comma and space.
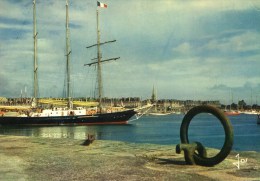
0, 135, 259, 181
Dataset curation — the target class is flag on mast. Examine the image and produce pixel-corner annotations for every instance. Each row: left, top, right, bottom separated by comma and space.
97, 1, 108, 8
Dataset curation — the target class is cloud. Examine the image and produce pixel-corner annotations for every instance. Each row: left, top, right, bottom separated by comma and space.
1, 0, 260, 104
0, 1, 30, 19
172, 42, 192, 55
209, 82, 260, 104
204, 31, 260, 53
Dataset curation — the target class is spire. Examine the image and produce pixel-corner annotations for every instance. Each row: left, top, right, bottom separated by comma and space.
151, 85, 157, 103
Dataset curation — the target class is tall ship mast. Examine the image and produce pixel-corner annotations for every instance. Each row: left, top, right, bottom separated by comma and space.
32, 0, 38, 107
0, 0, 137, 126
85, 3, 119, 112
65, 0, 72, 109
96, 9, 103, 112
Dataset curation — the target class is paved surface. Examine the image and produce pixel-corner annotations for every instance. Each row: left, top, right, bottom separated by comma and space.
0, 135, 259, 181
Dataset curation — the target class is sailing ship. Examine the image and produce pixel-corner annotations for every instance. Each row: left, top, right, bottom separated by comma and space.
224, 104, 240, 116
0, 0, 137, 126
224, 90, 240, 116
224, 110, 240, 116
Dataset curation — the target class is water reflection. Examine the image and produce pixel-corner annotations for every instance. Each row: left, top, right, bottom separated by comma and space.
1, 114, 260, 151
0, 124, 134, 140
188, 113, 225, 149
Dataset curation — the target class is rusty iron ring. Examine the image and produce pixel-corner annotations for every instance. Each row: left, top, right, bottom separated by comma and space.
180, 105, 234, 166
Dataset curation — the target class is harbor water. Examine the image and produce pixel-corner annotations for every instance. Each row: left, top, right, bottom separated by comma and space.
0, 113, 259, 151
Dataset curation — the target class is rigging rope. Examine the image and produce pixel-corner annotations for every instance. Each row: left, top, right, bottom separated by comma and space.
128, 104, 154, 122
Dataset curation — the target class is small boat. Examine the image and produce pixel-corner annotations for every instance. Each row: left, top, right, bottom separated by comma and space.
149, 112, 172, 116
243, 110, 258, 115
224, 110, 240, 116
224, 90, 240, 116
257, 114, 260, 125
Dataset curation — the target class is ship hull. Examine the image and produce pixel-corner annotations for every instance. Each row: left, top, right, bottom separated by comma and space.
0, 109, 136, 126
224, 111, 240, 116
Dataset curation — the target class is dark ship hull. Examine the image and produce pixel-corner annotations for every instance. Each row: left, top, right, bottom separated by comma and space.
0, 109, 136, 126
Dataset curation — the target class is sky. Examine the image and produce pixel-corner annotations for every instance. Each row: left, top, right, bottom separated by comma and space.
0, 0, 260, 105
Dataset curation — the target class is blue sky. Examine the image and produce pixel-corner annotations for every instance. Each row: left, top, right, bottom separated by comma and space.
0, 0, 260, 105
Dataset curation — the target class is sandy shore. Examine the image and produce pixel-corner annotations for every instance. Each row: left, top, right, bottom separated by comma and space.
0, 135, 259, 181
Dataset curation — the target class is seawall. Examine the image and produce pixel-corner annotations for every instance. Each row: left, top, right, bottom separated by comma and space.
0, 135, 259, 181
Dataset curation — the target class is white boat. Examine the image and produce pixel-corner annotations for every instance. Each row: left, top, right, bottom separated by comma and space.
149, 112, 173, 116
242, 110, 259, 115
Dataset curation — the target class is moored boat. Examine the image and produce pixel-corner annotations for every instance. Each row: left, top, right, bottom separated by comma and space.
0, 109, 136, 126
224, 110, 240, 116
242, 110, 259, 115
0, 0, 138, 126
149, 112, 173, 116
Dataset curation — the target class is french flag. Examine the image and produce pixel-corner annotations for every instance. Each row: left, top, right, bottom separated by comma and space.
97, 1, 108, 8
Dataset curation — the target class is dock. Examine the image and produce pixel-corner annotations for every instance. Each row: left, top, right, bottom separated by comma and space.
0, 136, 259, 180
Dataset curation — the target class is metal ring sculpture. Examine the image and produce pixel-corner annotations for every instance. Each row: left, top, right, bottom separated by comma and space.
176, 105, 234, 166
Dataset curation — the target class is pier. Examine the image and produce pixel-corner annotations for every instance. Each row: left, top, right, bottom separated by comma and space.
0, 135, 259, 180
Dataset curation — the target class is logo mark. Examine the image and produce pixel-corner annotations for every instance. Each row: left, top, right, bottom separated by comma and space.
233, 154, 248, 169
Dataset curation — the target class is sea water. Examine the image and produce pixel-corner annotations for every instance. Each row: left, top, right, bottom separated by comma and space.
0, 113, 259, 151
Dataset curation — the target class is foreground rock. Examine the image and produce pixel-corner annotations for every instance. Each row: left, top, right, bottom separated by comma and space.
0, 135, 259, 181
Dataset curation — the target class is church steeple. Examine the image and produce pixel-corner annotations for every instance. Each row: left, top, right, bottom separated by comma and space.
151, 85, 157, 103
